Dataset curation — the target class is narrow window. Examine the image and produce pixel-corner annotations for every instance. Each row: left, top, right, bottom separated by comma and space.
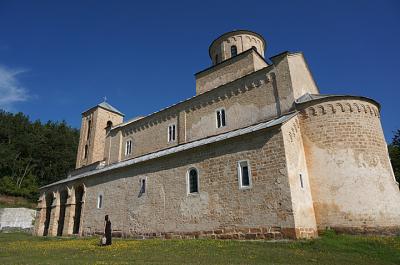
168, 124, 176, 142
188, 168, 199, 194
140, 178, 146, 193
84, 144, 88, 159
216, 109, 226, 128
97, 194, 103, 209
87, 120, 92, 140
231, 45, 237, 57
238, 161, 252, 189
125, 140, 132, 156
252, 46, 257, 52
299, 173, 304, 189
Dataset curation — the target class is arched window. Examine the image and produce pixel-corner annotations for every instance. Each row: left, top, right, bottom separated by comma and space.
230, 45, 237, 57
97, 194, 103, 209
106, 121, 113, 128
87, 120, 92, 140
84, 145, 88, 159
125, 140, 132, 156
187, 168, 199, 194
252, 46, 257, 52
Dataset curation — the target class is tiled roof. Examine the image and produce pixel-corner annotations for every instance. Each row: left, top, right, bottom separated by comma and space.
98, 102, 124, 116
295, 93, 380, 109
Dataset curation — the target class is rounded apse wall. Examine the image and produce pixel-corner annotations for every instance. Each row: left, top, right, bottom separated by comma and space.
298, 97, 400, 234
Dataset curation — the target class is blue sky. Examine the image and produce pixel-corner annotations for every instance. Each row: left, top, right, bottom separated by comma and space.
0, 0, 399, 141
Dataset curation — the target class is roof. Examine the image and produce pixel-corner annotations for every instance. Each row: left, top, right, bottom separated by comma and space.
82, 101, 124, 116
98, 102, 124, 116
295, 93, 336, 104
41, 112, 297, 189
295, 92, 381, 109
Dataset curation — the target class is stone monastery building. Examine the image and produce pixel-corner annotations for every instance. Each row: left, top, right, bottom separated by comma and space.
34, 30, 400, 239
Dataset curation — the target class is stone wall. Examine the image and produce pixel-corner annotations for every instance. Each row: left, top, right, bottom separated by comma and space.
286, 53, 319, 99
37, 125, 318, 239
298, 97, 400, 233
195, 50, 267, 94
0, 208, 35, 231
281, 116, 317, 238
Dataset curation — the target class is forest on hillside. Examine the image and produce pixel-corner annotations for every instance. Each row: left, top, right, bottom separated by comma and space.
389, 129, 400, 184
0, 110, 79, 201
0, 109, 398, 203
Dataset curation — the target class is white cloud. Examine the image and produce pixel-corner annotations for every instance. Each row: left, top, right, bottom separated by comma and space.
0, 65, 30, 111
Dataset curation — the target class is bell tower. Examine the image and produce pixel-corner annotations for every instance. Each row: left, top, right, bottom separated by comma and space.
76, 101, 124, 169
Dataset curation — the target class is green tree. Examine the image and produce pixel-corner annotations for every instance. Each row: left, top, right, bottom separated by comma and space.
388, 129, 400, 183
0, 110, 79, 200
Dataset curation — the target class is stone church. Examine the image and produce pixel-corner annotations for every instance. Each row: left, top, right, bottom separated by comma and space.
34, 30, 400, 239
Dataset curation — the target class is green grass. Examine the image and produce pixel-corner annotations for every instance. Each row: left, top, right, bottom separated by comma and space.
0, 231, 399, 264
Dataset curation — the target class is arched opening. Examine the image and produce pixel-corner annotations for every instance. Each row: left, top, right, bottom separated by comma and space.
84, 145, 88, 159
106, 121, 113, 128
43, 193, 53, 236
86, 120, 91, 140
230, 45, 237, 57
57, 189, 68, 236
187, 168, 199, 194
73, 185, 84, 234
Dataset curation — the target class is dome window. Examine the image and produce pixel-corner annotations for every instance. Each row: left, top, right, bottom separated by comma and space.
231, 45, 237, 57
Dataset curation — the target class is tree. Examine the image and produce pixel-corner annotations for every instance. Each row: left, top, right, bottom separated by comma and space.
388, 129, 400, 183
0, 110, 79, 200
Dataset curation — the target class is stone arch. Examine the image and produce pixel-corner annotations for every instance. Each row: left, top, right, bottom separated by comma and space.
353, 103, 361, 112
43, 192, 54, 236
372, 107, 378, 117
308, 107, 317, 116
317, 105, 326, 115
72, 185, 85, 235
336, 103, 345, 112
326, 104, 336, 114
106, 120, 113, 129
360, 104, 367, 113
57, 188, 69, 236
345, 103, 353, 112
366, 105, 373, 115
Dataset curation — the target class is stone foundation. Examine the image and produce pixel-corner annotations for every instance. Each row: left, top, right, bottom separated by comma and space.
84, 226, 318, 240
324, 226, 400, 236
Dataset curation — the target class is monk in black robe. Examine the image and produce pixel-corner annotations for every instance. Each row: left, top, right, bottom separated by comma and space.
104, 215, 112, 245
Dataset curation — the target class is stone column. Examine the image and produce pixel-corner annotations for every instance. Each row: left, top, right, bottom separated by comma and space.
62, 203, 75, 236
48, 192, 60, 236
78, 201, 85, 236
34, 207, 46, 236
33, 194, 46, 236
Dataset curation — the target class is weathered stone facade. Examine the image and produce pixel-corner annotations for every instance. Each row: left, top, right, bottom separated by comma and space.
34, 30, 400, 239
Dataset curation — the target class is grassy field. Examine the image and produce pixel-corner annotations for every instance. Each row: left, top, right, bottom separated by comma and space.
0, 231, 399, 264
